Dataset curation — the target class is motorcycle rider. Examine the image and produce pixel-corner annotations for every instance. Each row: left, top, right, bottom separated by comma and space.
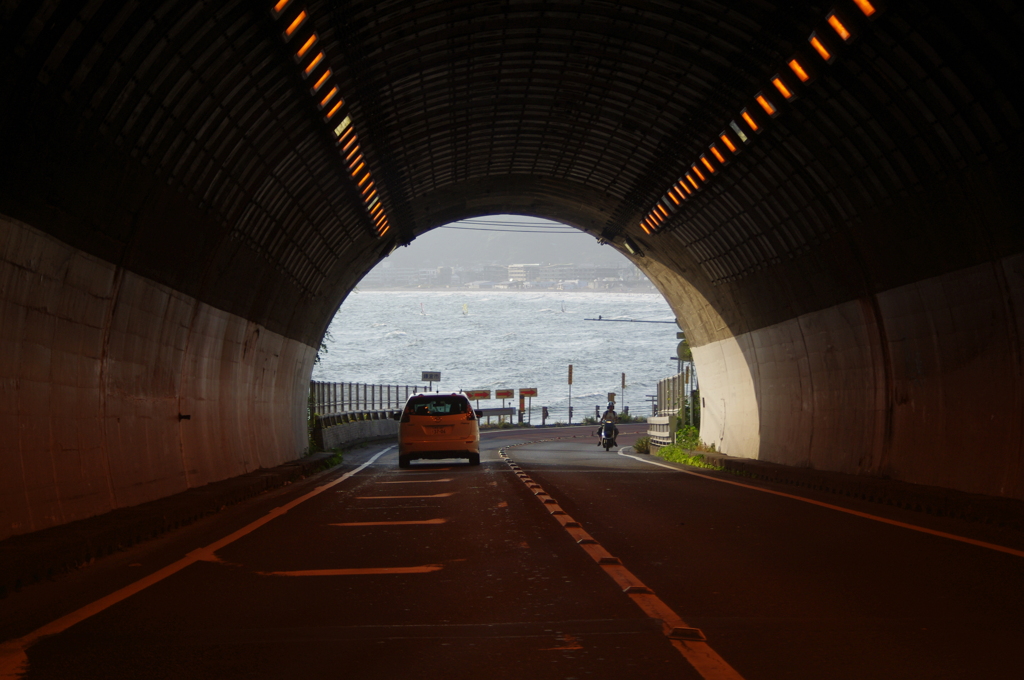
597, 401, 619, 446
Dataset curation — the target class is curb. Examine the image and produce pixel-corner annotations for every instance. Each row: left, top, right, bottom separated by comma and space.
666, 450, 1024, 531
0, 452, 344, 599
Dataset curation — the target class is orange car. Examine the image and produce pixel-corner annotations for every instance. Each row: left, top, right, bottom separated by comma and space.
395, 393, 481, 468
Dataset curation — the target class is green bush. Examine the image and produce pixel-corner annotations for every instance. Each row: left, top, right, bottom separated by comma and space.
655, 444, 721, 469
618, 412, 647, 423
581, 415, 598, 425
632, 436, 651, 454
676, 425, 701, 449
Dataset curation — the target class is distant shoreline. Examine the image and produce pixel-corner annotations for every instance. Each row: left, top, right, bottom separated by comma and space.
352, 286, 661, 294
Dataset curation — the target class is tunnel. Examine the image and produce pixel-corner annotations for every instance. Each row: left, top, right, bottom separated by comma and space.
1, 0, 1023, 542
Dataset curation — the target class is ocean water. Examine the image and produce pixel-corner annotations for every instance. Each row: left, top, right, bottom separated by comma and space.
312, 290, 678, 421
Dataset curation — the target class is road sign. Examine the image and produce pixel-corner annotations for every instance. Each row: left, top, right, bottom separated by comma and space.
622, 372, 626, 389
464, 389, 491, 400
422, 371, 441, 382
568, 364, 573, 385
519, 388, 538, 397
495, 389, 514, 399
607, 392, 616, 403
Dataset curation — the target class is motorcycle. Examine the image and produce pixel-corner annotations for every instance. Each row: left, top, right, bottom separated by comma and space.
597, 420, 617, 451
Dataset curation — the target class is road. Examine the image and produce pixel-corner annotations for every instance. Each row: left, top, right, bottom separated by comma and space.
2, 425, 1023, 679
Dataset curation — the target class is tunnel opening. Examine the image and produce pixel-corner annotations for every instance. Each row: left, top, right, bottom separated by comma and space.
2, 0, 1024, 545
312, 213, 683, 427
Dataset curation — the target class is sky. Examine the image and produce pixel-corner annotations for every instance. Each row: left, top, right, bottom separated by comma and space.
379, 215, 631, 269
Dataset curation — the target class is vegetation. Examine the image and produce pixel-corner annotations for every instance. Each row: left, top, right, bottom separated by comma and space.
314, 330, 334, 365
655, 445, 722, 470
632, 436, 651, 454
652, 423, 720, 468
306, 390, 319, 453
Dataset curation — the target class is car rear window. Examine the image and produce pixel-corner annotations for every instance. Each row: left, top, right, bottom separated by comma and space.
405, 396, 471, 416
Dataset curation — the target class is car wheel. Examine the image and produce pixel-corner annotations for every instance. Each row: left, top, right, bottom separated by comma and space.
468, 453, 480, 465
398, 455, 411, 469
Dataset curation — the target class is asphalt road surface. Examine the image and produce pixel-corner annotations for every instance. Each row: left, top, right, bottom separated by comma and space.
3, 425, 1023, 679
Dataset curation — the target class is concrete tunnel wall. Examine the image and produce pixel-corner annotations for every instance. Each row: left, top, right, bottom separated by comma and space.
2, 0, 1024, 541
686, 257, 1024, 499
0, 215, 314, 540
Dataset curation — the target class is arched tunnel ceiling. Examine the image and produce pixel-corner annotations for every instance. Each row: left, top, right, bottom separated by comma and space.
1, 0, 1022, 349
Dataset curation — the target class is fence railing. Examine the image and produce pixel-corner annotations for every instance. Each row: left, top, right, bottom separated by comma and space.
310, 381, 423, 417
656, 364, 698, 416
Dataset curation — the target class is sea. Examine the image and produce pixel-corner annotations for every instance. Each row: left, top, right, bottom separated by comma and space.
312, 290, 679, 422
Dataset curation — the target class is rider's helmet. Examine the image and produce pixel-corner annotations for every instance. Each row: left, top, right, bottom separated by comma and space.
607, 401, 615, 410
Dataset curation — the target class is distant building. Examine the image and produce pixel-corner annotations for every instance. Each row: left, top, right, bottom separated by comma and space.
508, 263, 540, 281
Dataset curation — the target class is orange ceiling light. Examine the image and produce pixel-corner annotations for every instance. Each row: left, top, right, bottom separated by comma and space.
272, 0, 292, 18
827, 13, 852, 41
740, 109, 760, 132
788, 58, 810, 82
323, 100, 343, 121
719, 131, 738, 153
283, 11, 307, 39
756, 92, 778, 117
311, 69, 331, 93
303, 52, 324, 76
852, 0, 877, 16
319, 86, 339, 109
271, 2, 392, 237
771, 76, 794, 100
809, 32, 834, 62
633, 2, 884, 244
296, 34, 317, 60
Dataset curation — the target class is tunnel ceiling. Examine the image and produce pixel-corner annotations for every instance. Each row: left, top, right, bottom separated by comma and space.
1, 1, 1022, 347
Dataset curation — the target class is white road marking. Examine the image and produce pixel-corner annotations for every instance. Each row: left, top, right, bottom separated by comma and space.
331, 519, 447, 526
0, 446, 395, 680
259, 565, 444, 576
617, 451, 1024, 558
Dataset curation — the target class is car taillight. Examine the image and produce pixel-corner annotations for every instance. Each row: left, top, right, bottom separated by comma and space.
465, 411, 475, 421
400, 409, 411, 423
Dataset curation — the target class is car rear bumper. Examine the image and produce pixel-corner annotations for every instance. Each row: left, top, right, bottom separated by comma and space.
400, 439, 480, 457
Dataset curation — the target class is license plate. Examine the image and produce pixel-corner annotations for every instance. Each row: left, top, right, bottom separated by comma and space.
428, 426, 452, 435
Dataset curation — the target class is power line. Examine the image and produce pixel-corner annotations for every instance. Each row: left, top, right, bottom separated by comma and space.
439, 225, 582, 234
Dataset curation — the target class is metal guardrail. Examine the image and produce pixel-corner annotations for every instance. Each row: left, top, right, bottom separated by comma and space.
310, 381, 422, 416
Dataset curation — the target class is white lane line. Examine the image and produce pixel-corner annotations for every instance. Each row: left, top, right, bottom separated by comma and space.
617, 451, 1024, 559
259, 565, 444, 576
356, 492, 455, 499
0, 446, 395, 680
378, 478, 453, 484
500, 447, 744, 680
331, 519, 447, 526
